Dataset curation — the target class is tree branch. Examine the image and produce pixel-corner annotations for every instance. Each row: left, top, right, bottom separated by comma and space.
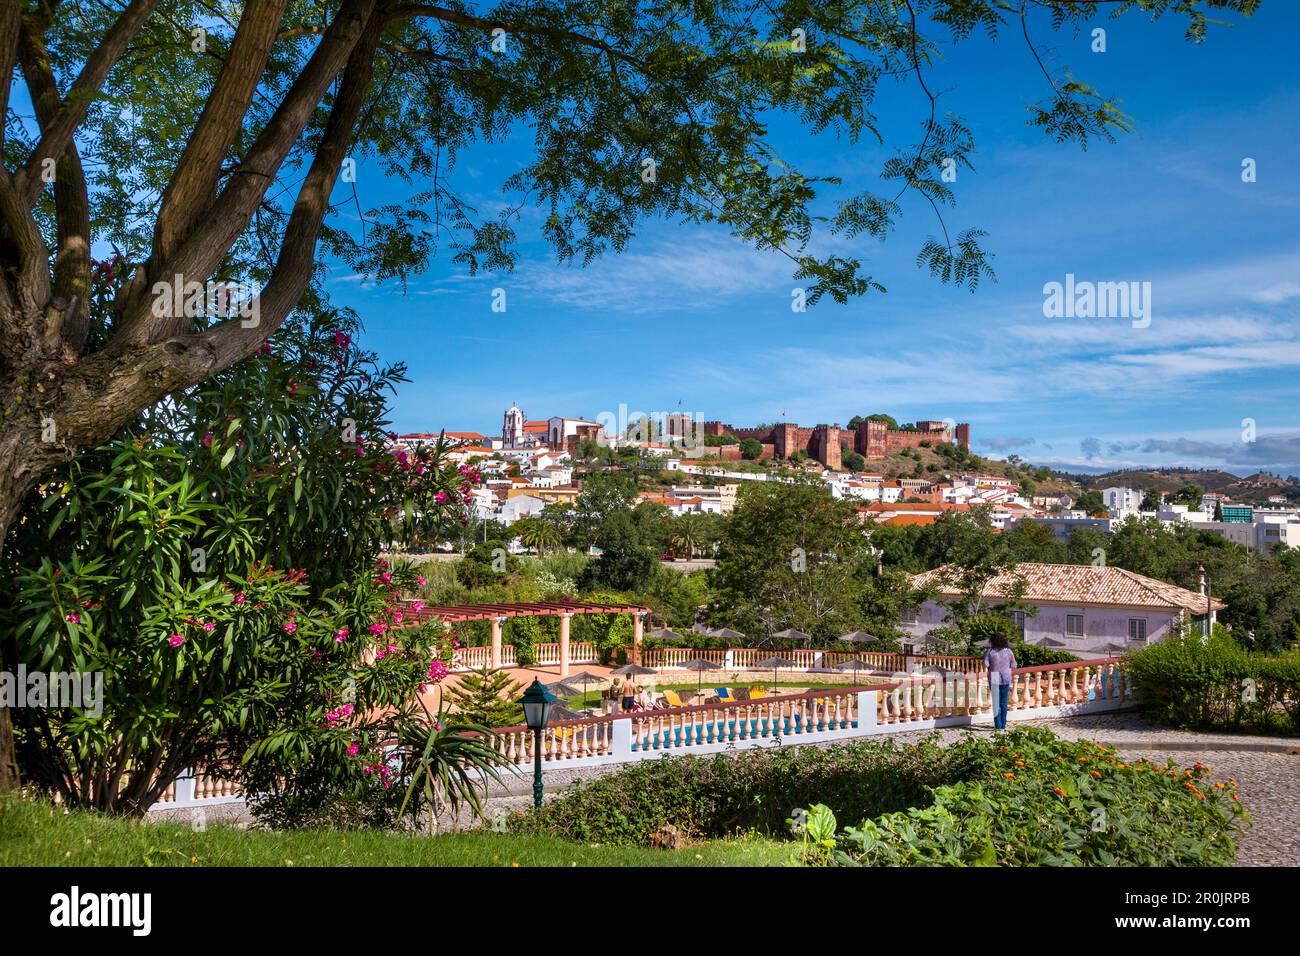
17, 0, 162, 207
200, 7, 385, 366
20, 5, 93, 356
112, 0, 379, 346
148, 0, 290, 279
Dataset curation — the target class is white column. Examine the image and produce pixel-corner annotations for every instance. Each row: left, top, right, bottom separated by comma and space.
559, 612, 572, 677
632, 611, 644, 664
175, 768, 197, 805
490, 616, 505, 669
612, 716, 633, 760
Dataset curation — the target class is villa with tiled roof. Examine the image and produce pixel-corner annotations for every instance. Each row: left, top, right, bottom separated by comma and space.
903, 563, 1224, 658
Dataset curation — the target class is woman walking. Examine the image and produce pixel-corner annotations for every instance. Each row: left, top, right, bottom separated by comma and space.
983, 635, 1018, 730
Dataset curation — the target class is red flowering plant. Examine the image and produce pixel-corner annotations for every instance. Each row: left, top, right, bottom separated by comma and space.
1, 305, 470, 817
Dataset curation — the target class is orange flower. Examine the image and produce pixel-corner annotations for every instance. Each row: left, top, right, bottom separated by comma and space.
1053, 786, 1066, 797
1090, 770, 1101, 778
1015, 760, 1025, 767
1003, 772, 1015, 779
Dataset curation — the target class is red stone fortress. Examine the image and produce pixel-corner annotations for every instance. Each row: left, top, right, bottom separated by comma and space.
701, 417, 970, 470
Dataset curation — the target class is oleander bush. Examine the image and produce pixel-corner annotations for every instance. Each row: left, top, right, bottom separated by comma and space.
828, 728, 1248, 866
1124, 626, 1300, 734
510, 735, 983, 846
517, 728, 1248, 866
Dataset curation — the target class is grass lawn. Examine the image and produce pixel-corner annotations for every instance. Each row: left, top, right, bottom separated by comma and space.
0, 796, 796, 867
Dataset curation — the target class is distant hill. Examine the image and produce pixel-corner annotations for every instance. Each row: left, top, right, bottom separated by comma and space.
1069, 468, 1299, 504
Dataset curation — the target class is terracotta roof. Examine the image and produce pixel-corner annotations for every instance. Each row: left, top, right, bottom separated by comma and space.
880, 514, 939, 527
523, 421, 549, 432
865, 502, 971, 512
910, 563, 1226, 614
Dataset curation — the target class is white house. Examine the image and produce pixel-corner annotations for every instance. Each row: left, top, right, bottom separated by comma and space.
1102, 486, 1144, 517
497, 494, 547, 525
904, 562, 1224, 658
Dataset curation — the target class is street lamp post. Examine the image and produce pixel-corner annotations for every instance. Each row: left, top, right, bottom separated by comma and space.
519, 679, 557, 808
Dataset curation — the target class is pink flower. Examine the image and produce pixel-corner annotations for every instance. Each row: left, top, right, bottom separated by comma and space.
380, 571, 392, 584
283, 621, 297, 633
168, 634, 185, 648
334, 627, 349, 643
234, 591, 246, 605
412, 601, 424, 613
334, 331, 351, 349
346, 742, 359, 756
368, 622, 387, 635
435, 491, 447, 504
417, 577, 426, 587
203, 433, 213, 448
392, 611, 404, 623
203, 621, 216, 632
65, 613, 80, 624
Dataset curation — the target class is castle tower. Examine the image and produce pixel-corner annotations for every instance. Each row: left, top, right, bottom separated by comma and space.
503, 403, 525, 446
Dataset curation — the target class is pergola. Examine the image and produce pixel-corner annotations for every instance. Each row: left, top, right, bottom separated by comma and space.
399, 599, 650, 676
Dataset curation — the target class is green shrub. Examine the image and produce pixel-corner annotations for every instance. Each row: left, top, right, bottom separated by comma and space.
1011, 640, 1078, 667
510, 735, 978, 846
831, 727, 1247, 866
506, 615, 539, 667
1124, 627, 1300, 733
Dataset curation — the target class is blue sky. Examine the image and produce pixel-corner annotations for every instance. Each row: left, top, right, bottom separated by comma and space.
324, 3, 1300, 478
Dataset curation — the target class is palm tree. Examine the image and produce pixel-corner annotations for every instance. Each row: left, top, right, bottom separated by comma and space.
670, 518, 704, 559
515, 517, 562, 556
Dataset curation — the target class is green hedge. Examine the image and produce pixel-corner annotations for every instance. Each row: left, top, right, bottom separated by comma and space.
510, 736, 977, 846
515, 729, 1248, 866
829, 728, 1247, 866
1123, 629, 1300, 734
1010, 640, 1078, 667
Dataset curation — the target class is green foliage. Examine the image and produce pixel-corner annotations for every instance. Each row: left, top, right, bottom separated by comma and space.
1, 319, 463, 814
833, 728, 1247, 867
1168, 484, 1204, 510
506, 615, 541, 667
446, 667, 526, 728
708, 475, 891, 642
456, 539, 519, 587
1075, 490, 1106, 516
739, 438, 764, 460
579, 510, 656, 592
512, 734, 975, 846
1124, 625, 1300, 734
398, 719, 509, 828
1010, 640, 1078, 667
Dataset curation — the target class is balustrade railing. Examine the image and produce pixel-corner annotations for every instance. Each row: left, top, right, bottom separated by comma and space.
876, 658, 1126, 724
450, 642, 598, 671
146, 659, 1131, 810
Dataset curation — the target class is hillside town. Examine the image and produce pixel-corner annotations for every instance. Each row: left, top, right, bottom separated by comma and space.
396, 405, 1300, 554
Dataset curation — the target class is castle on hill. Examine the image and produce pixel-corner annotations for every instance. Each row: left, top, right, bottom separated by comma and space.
701, 417, 970, 470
